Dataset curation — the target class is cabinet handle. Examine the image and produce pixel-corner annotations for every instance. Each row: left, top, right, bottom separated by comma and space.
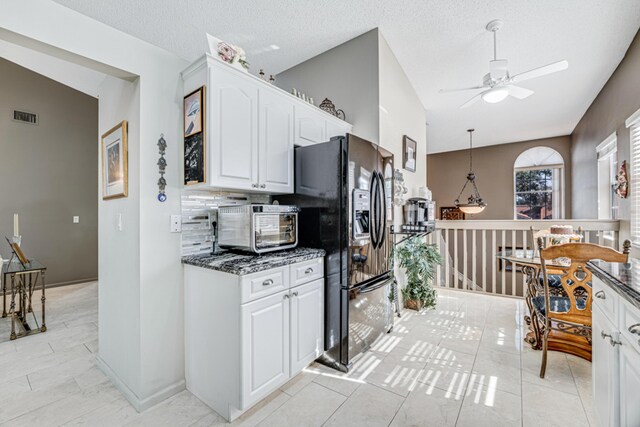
594, 290, 606, 300
610, 338, 623, 347
304, 268, 314, 274
262, 279, 274, 287
628, 323, 640, 335
283, 294, 290, 299
252, 183, 258, 188
601, 331, 612, 340
292, 291, 298, 297
260, 184, 266, 188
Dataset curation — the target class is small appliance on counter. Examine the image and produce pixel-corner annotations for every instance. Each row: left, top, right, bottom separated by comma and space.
217, 204, 298, 254
401, 198, 435, 232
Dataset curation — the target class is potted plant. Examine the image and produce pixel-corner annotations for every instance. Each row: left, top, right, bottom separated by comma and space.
395, 236, 442, 311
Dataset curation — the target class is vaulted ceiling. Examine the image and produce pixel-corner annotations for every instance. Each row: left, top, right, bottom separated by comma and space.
52, 0, 640, 153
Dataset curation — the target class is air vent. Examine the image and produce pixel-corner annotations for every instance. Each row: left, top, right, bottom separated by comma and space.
12, 110, 38, 125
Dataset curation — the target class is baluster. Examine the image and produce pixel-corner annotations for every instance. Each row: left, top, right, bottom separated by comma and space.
472, 229, 477, 292
444, 228, 450, 288
501, 230, 506, 295
511, 229, 517, 296
482, 229, 487, 292
522, 229, 528, 295
463, 229, 468, 290
492, 230, 497, 294
454, 229, 458, 289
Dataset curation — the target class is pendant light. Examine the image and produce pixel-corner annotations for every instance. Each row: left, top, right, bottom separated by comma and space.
455, 129, 487, 215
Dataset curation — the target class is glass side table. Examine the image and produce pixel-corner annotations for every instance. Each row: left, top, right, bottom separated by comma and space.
1, 259, 47, 340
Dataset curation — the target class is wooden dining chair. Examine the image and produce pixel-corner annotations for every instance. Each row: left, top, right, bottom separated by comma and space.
536, 238, 630, 378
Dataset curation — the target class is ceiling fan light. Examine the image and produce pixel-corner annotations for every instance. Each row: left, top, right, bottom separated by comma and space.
457, 204, 487, 215
482, 87, 509, 104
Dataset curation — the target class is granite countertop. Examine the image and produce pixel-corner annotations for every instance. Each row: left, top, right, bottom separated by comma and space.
182, 247, 325, 275
589, 259, 640, 310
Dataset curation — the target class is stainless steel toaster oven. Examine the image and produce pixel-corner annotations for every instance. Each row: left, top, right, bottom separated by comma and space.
217, 205, 298, 254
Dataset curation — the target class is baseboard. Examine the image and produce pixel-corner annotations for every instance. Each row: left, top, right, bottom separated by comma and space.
47, 277, 98, 288
96, 356, 186, 412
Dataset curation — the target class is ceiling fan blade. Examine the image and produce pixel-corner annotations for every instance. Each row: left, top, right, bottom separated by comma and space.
460, 92, 484, 109
508, 85, 534, 100
439, 86, 486, 93
511, 60, 568, 83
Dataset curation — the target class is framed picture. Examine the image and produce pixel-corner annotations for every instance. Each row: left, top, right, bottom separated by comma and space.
184, 86, 204, 138
5, 237, 28, 267
101, 120, 128, 200
183, 86, 206, 185
403, 135, 417, 172
440, 206, 465, 220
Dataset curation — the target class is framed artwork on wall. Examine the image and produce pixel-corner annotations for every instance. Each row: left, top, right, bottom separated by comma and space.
403, 135, 417, 172
101, 120, 128, 200
440, 206, 465, 220
184, 86, 206, 185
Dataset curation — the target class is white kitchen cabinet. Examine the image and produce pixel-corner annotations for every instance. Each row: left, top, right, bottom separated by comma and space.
184, 256, 324, 421
209, 66, 259, 191
592, 305, 619, 427
182, 55, 351, 193
290, 278, 324, 374
592, 275, 640, 427
259, 89, 294, 193
241, 290, 290, 409
619, 333, 640, 427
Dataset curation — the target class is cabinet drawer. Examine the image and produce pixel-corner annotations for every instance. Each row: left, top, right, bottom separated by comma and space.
592, 277, 618, 325
291, 258, 324, 287
620, 298, 640, 355
240, 267, 289, 304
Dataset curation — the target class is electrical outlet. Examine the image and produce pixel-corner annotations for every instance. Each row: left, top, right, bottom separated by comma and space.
170, 215, 182, 233
73, 216, 80, 223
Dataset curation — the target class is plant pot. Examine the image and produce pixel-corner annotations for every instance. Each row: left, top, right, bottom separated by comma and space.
404, 299, 423, 311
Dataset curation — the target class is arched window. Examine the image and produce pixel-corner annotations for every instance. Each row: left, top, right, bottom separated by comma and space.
514, 147, 564, 220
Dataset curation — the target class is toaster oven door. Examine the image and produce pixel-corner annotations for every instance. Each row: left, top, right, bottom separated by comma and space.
253, 213, 297, 251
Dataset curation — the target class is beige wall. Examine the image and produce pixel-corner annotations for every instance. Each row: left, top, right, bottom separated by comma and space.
0, 58, 98, 285
427, 136, 572, 220
571, 29, 640, 243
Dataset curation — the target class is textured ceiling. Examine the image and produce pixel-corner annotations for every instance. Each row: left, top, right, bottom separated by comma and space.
51, 0, 640, 153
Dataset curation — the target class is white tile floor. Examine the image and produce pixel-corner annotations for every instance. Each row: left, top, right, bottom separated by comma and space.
0, 283, 593, 426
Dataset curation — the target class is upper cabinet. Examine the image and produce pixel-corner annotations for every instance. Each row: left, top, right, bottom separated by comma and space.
182, 55, 352, 194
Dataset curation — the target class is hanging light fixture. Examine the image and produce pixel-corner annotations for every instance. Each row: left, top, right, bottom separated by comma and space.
455, 129, 487, 215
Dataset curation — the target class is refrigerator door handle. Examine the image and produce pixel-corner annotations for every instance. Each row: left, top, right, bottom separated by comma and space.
369, 174, 379, 248
377, 172, 387, 248
356, 277, 391, 294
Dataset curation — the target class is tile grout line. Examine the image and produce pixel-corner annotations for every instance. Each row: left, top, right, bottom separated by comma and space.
567, 356, 593, 427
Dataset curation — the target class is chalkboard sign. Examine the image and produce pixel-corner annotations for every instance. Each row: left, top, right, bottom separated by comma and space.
183, 86, 206, 185
184, 132, 205, 185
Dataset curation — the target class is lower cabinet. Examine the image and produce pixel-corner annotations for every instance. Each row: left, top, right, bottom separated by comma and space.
241, 290, 290, 409
185, 258, 324, 422
290, 279, 324, 374
619, 333, 640, 426
592, 276, 640, 427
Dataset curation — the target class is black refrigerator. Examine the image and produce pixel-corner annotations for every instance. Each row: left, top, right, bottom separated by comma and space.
275, 134, 394, 372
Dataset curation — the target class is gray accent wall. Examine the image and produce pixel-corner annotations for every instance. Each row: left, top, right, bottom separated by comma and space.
571, 29, 640, 243
428, 136, 572, 220
0, 58, 98, 285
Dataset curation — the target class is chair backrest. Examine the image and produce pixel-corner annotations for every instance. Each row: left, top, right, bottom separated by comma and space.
537, 239, 630, 318
529, 227, 551, 260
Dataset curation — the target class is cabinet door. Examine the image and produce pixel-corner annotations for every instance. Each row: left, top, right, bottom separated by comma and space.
619, 334, 640, 427
290, 279, 324, 375
259, 89, 294, 193
295, 106, 325, 147
592, 305, 619, 427
325, 118, 351, 141
241, 291, 290, 409
210, 67, 259, 190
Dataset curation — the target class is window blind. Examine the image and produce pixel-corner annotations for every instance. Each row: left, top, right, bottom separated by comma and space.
630, 123, 640, 246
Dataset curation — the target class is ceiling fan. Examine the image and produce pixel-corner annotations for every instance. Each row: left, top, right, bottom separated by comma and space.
441, 19, 569, 108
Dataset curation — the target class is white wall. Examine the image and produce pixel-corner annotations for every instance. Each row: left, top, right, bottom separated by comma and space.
0, 0, 187, 411
378, 32, 427, 196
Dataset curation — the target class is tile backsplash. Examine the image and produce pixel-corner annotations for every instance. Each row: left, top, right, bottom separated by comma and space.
181, 190, 270, 256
